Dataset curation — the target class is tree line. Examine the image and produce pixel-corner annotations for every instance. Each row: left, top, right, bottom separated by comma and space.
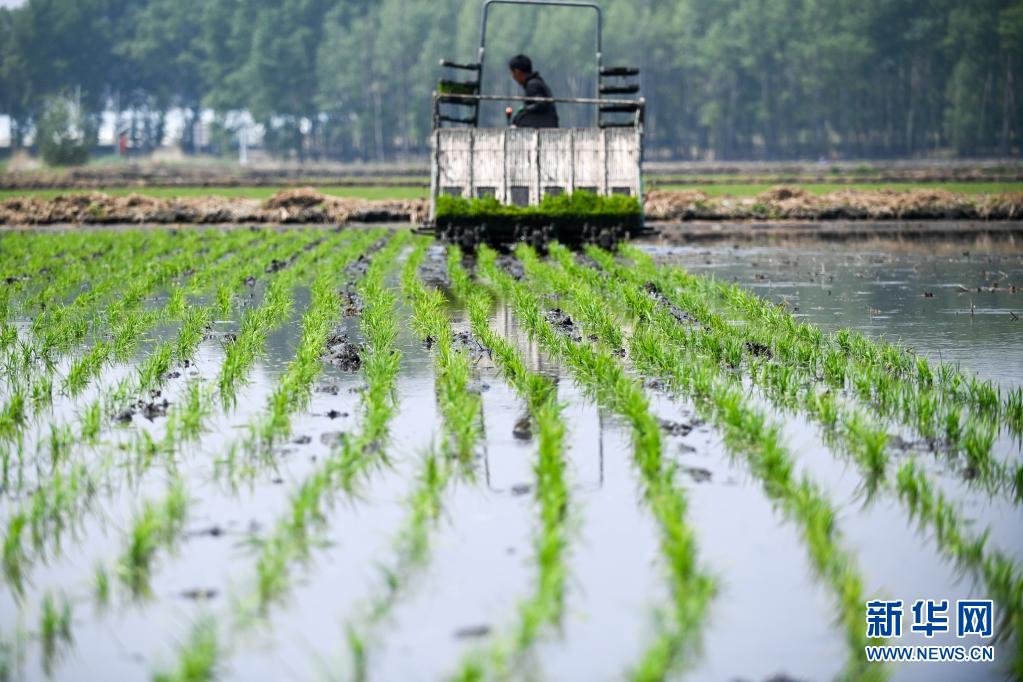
1, 0, 1020, 162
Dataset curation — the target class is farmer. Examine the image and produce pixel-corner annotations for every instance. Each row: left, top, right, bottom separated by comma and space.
507, 54, 559, 128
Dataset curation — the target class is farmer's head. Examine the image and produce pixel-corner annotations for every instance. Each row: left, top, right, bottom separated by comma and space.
509, 54, 532, 85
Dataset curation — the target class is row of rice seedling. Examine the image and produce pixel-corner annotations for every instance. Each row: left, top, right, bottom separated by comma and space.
1, 231, 154, 390
644, 246, 1022, 447
601, 246, 1020, 503
345, 240, 491, 680
0, 230, 323, 600
526, 243, 883, 681
446, 246, 571, 680
4, 229, 297, 480
112, 477, 189, 599
896, 460, 1023, 678
575, 245, 1023, 677
58, 230, 262, 399
400, 240, 482, 463
148, 232, 406, 681
241, 231, 408, 617
0, 230, 241, 447
3, 230, 342, 677
32, 230, 211, 357
214, 231, 348, 411
161, 229, 345, 456
253, 228, 385, 447
474, 245, 714, 682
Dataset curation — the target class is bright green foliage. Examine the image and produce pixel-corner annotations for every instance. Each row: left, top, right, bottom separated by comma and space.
401, 240, 482, 462
552, 243, 883, 679
447, 246, 570, 676
435, 191, 641, 219
476, 244, 714, 681
154, 618, 218, 682
39, 591, 72, 675
249, 231, 408, 613
118, 479, 188, 597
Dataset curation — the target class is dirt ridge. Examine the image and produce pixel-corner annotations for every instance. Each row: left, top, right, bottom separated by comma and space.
2, 186, 1022, 225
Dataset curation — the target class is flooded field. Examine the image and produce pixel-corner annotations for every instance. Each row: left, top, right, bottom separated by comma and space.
0, 227, 1020, 682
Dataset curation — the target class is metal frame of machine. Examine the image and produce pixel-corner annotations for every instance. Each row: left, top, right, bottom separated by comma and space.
428, 0, 648, 248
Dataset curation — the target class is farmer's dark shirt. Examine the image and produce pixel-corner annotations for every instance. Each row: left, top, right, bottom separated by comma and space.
513, 72, 559, 128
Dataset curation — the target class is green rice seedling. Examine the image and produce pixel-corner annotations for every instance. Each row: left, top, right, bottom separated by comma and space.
153, 617, 218, 682
2, 513, 27, 596
0, 391, 25, 442
351, 446, 452, 666
29, 374, 53, 411
627, 245, 1019, 441
400, 240, 482, 463
896, 460, 1023, 674
548, 243, 884, 680
242, 231, 407, 616
601, 245, 1021, 502
355, 246, 572, 678
842, 413, 888, 484
81, 400, 101, 444
48, 423, 74, 466
475, 245, 715, 681
118, 479, 188, 598
1006, 387, 1023, 437
255, 229, 382, 445
0, 231, 315, 588
94, 563, 110, 608
137, 343, 174, 393
963, 421, 997, 479
39, 590, 72, 675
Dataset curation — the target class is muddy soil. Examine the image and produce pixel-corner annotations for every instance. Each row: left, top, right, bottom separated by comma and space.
643, 187, 1023, 222
3, 159, 1020, 190
0, 187, 426, 226
4, 186, 1023, 227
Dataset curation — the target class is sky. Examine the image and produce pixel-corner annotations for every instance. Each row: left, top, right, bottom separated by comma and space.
0, 0, 25, 8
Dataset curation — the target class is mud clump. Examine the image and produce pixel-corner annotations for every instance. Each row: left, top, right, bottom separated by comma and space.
659, 418, 698, 437
0, 189, 427, 226
642, 187, 1023, 222
497, 254, 525, 281
453, 329, 489, 358
545, 307, 582, 342
322, 331, 363, 371
744, 340, 772, 358
262, 187, 325, 210
643, 281, 701, 326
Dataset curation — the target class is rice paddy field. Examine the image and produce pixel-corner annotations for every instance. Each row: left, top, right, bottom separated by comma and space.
0, 225, 1021, 682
